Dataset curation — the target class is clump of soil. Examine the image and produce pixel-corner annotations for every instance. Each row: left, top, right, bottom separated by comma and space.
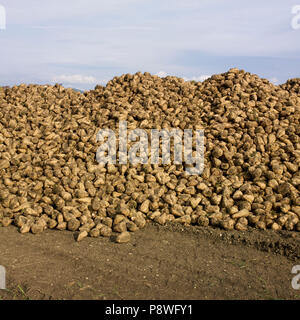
0, 69, 299, 242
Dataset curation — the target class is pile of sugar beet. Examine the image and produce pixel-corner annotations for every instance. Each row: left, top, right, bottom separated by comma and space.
0, 68, 299, 243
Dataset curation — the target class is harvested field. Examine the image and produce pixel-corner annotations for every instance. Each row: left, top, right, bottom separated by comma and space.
0, 69, 300, 300
0, 224, 300, 300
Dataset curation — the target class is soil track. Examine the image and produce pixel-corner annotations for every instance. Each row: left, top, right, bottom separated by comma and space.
0, 223, 300, 300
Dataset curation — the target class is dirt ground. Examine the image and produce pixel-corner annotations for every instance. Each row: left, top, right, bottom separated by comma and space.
0, 222, 300, 300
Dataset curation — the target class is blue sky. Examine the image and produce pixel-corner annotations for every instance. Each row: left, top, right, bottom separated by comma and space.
0, 0, 300, 90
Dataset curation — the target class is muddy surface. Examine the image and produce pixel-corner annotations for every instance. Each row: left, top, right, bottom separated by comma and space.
0, 223, 300, 300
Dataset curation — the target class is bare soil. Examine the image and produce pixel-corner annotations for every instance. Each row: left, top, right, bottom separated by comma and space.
0, 223, 300, 300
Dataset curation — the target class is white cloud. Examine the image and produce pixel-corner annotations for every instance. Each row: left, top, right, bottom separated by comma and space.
269, 77, 280, 85
156, 71, 168, 77
183, 75, 211, 82
156, 72, 211, 82
52, 74, 99, 84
